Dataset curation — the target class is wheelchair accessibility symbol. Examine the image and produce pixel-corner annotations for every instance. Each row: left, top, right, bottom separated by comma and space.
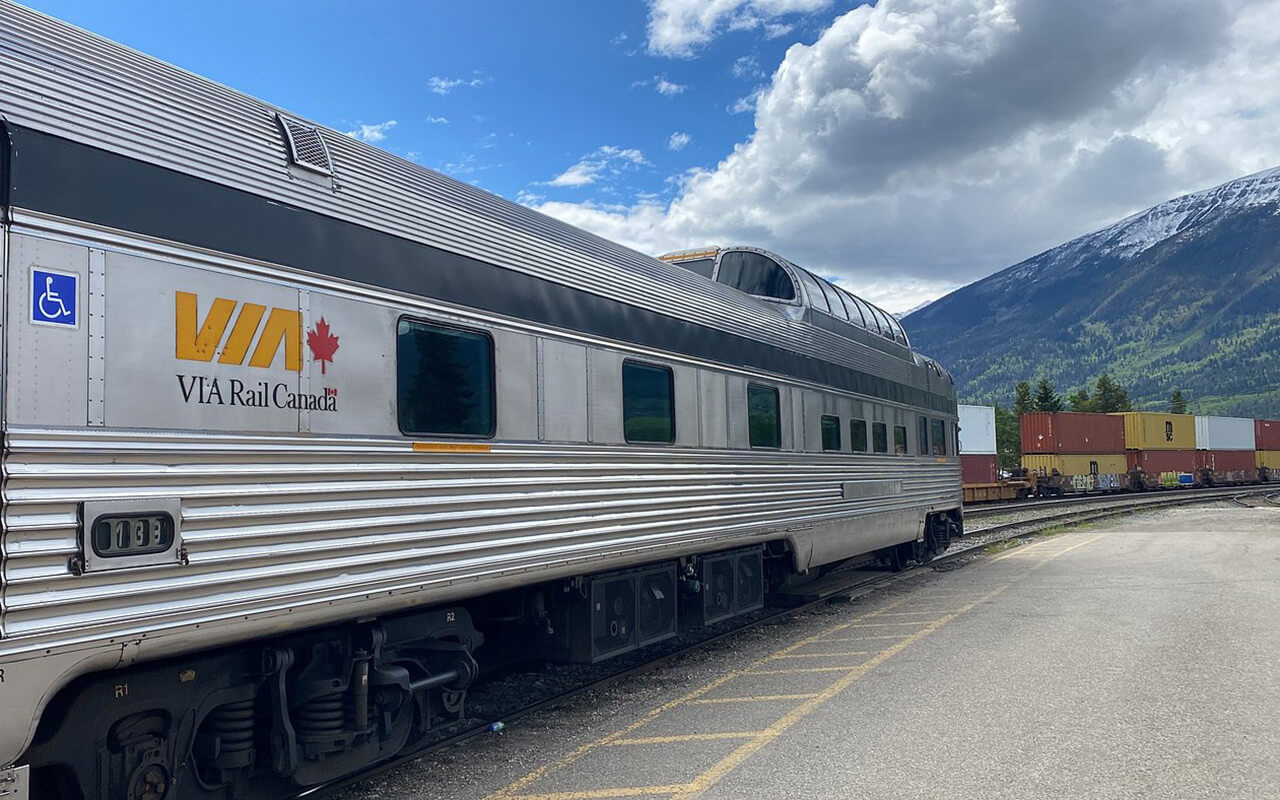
31, 268, 79, 328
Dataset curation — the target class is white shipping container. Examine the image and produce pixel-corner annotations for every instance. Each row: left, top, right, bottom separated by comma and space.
1194, 415, 1255, 451
958, 404, 997, 455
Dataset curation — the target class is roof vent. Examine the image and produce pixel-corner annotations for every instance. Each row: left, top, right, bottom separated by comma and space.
277, 114, 333, 176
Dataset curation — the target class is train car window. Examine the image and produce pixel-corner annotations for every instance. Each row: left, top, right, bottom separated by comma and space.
872, 422, 888, 454
747, 383, 782, 448
841, 289, 868, 328
795, 269, 830, 313
918, 416, 930, 455
851, 418, 868, 452
622, 360, 676, 444
716, 251, 796, 301
855, 296, 882, 333
871, 306, 895, 339
821, 415, 842, 451
818, 279, 849, 321
930, 418, 947, 455
894, 425, 907, 454
673, 258, 714, 278
397, 318, 495, 437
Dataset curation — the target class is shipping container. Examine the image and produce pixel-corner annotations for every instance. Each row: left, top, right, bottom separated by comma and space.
1256, 420, 1280, 451
1194, 416, 1254, 450
1126, 449, 1197, 474
1022, 453, 1128, 476
961, 453, 999, 484
1258, 451, 1280, 470
1021, 412, 1125, 454
958, 405, 997, 455
1116, 412, 1196, 450
1194, 450, 1257, 472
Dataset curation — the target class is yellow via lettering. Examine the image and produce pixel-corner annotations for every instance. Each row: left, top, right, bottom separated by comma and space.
175, 291, 301, 372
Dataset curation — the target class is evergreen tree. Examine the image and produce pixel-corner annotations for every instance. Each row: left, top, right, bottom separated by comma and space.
1033, 377, 1064, 412
1067, 388, 1093, 412
993, 403, 1021, 472
1013, 381, 1033, 416
1170, 389, 1188, 414
1091, 372, 1132, 413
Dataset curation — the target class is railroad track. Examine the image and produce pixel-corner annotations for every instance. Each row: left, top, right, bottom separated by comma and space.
299, 484, 1276, 800
1232, 491, 1280, 508
964, 482, 1277, 519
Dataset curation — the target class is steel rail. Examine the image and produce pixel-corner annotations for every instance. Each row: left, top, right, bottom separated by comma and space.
295, 484, 1275, 800
964, 482, 1275, 519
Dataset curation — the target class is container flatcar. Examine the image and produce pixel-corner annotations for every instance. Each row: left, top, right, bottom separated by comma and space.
0, 6, 960, 799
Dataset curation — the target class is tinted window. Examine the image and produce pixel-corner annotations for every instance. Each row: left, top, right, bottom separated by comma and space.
856, 296, 881, 333
748, 384, 782, 448
851, 419, 868, 452
717, 252, 796, 301
930, 418, 947, 455
894, 425, 907, 455
871, 306, 895, 339
623, 361, 675, 444
397, 319, 494, 437
918, 416, 930, 455
821, 415, 841, 451
872, 422, 888, 454
674, 258, 714, 278
796, 270, 829, 313
818, 280, 848, 320
841, 290, 868, 327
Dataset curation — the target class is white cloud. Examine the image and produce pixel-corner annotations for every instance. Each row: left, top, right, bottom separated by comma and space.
668, 132, 693, 151
547, 146, 651, 188
343, 119, 398, 143
427, 74, 487, 95
647, 0, 831, 57
536, 0, 1280, 314
732, 55, 764, 79
612, 32, 629, 44
635, 75, 690, 96
426, 116, 450, 124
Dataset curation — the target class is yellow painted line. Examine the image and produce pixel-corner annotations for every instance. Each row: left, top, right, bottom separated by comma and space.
607, 732, 763, 746
686, 693, 819, 705
769, 651, 870, 658
745, 666, 856, 675
991, 539, 1055, 561
413, 441, 492, 453
873, 610, 954, 617
484, 597, 915, 799
845, 620, 941, 627
1037, 535, 1102, 563
668, 587, 1008, 799
821, 634, 910, 642
509, 785, 688, 800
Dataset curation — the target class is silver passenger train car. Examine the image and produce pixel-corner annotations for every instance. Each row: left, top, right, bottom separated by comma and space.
0, 5, 960, 799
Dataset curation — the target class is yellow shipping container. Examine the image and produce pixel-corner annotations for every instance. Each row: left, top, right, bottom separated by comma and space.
1022, 453, 1127, 476
1114, 412, 1196, 450
1258, 451, 1280, 470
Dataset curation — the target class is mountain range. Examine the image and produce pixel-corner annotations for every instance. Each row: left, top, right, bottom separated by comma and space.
904, 166, 1280, 418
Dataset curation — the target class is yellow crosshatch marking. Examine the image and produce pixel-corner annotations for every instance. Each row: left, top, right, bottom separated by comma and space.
769, 650, 871, 658
488, 533, 1104, 800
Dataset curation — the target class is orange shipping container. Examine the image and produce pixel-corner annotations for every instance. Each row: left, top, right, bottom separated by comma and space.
1115, 412, 1196, 451
1126, 449, 1197, 474
1021, 412, 1125, 454
1195, 450, 1256, 472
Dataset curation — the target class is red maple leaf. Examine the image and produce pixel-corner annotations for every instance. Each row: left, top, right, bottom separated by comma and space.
307, 317, 339, 374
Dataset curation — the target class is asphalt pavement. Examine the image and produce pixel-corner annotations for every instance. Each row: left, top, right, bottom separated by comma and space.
337, 504, 1280, 800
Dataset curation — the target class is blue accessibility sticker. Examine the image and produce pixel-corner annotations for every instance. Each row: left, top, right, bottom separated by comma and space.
31, 267, 78, 328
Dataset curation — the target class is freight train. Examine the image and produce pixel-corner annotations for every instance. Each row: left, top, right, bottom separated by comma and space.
0, 6, 962, 799
959, 406, 1278, 502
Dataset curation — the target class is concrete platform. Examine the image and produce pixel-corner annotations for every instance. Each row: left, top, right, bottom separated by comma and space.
337, 505, 1280, 800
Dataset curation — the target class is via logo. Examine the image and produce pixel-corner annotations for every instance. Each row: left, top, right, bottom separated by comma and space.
31, 268, 78, 328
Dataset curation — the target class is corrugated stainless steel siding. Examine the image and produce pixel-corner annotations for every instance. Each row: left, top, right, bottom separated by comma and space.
0, 4, 935, 394
1, 427, 958, 649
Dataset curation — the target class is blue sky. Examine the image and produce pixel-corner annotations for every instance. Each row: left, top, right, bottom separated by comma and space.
21, 1, 1280, 313
26, 1, 823, 209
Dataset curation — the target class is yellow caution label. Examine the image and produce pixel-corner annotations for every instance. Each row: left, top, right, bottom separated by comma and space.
413, 442, 492, 454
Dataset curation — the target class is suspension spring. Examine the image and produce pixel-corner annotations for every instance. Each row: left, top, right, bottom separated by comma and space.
295, 693, 345, 739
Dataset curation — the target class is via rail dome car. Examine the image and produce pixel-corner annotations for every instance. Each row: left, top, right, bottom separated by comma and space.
0, 6, 959, 799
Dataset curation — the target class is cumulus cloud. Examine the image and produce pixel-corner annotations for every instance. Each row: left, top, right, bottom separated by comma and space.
535, 0, 1280, 313
548, 146, 650, 188
668, 132, 693, 151
427, 74, 487, 95
634, 75, 690, 96
647, 0, 832, 57
344, 119, 397, 143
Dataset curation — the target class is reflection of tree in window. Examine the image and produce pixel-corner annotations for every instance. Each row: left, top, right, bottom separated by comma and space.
623, 362, 675, 443
397, 320, 493, 436
851, 419, 868, 452
748, 384, 781, 448
872, 422, 888, 453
